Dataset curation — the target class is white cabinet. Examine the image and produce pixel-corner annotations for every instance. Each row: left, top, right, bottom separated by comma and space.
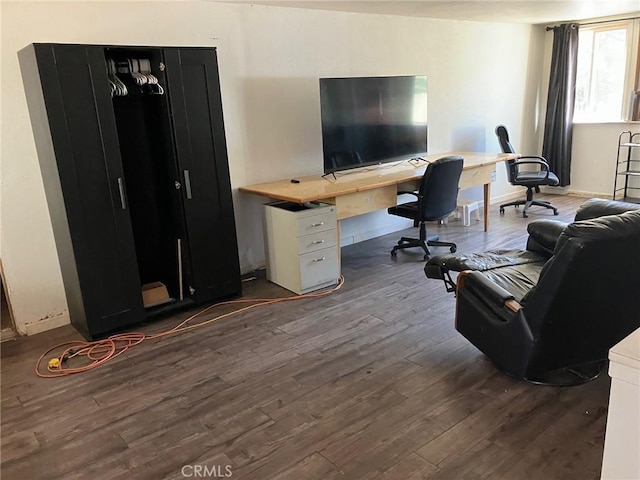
601, 327, 640, 480
264, 201, 339, 294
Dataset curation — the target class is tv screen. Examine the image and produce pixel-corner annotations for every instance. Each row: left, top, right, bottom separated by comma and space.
320, 75, 427, 174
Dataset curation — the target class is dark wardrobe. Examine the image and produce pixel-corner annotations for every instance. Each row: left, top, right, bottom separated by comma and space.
19, 44, 241, 340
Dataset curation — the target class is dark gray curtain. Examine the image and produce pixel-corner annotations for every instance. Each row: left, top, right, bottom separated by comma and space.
542, 23, 579, 187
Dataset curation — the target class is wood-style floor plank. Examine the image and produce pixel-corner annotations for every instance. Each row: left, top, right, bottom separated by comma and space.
1, 194, 612, 479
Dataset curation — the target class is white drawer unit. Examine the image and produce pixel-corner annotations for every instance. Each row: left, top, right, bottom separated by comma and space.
264, 201, 339, 294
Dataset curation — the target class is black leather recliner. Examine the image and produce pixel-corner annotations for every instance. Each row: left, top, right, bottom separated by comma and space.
425, 199, 640, 385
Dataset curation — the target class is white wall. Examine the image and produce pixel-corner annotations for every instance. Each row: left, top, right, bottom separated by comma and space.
0, 1, 542, 334
569, 123, 639, 198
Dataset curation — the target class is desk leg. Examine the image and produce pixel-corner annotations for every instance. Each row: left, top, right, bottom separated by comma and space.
337, 220, 342, 277
483, 182, 491, 232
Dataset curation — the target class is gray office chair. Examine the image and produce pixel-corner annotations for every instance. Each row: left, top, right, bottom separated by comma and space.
388, 156, 463, 260
496, 125, 559, 218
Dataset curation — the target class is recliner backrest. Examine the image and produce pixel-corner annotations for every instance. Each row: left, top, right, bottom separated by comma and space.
574, 197, 640, 221
521, 210, 640, 376
417, 156, 463, 221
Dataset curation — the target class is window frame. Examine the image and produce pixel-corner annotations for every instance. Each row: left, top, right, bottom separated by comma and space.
573, 19, 640, 123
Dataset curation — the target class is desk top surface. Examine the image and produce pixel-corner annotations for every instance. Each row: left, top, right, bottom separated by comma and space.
239, 151, 516, 204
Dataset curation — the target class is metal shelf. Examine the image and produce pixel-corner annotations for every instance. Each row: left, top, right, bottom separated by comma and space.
613, 131, 640, 201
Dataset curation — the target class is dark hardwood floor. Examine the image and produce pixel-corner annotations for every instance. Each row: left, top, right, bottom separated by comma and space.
1, 194, 611, 480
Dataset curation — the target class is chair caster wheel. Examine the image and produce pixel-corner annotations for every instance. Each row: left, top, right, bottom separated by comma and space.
523, 213, 528, 218
499, 208, 505, 214
450, 246, 457, 253
423, 254, 429, 261
391, 250, 397, 257
553, 210, 559, 215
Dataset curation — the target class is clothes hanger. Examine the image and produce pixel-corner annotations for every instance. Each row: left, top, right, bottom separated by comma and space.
138, 58, 164, 95
128, 58, 147, 86
106, 59, 128, 97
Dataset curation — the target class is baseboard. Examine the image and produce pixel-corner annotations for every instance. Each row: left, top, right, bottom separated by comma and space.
0, 328, 18, 342
565, 189, 612, 199
240, 262, 265, 276
21, 312, 70, 336
341, 221, 413, 246
496, 188, 613, 202
489, 191, 528, 205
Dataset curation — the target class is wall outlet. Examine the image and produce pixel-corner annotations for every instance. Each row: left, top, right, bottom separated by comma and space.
491, 170, 497, 182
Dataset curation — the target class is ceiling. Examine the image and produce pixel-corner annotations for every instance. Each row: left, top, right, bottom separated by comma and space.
217, 0, 640, 25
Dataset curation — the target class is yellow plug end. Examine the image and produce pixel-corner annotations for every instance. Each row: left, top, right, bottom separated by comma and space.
48, 358, 61, 369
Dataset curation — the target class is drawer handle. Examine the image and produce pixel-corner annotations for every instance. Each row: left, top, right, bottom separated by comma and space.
184, 170, 193, 199
312, 239, 325, 244
312, 256, 326, 263
310, 222, 324, 227
117, 177, 127, 210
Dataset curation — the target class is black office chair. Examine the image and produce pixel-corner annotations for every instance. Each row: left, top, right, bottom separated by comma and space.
388, 156, 463, 260
496, 125, 559, 218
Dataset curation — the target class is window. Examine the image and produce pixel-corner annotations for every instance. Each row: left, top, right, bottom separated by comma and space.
574, 21, 639, 122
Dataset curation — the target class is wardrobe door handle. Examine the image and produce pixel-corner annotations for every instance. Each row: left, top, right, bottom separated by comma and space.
184, 170, 193, 199
117, 177, 127, 210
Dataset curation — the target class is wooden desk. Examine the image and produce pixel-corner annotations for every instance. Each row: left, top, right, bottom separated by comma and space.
240, 152, 515, 232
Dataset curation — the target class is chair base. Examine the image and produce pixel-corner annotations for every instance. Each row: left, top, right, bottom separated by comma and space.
391, 222, 457, 260
499, 186, 559, 218
523, 360, 605, 387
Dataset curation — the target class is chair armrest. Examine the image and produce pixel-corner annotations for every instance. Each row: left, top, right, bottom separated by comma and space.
526, 219, 568, 254
513, 155, 549, 168
512, 156, 550, 180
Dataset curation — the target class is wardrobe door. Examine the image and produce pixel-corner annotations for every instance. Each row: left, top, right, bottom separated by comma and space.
164, 48, 241, 303
27, 44, 144, 338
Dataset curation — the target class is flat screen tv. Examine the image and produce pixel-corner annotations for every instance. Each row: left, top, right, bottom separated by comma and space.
320, 75, 427, 174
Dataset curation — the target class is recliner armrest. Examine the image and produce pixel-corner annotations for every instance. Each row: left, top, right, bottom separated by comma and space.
458, 271, 520, 321
460, 271, 514, 304
526, 219, 568, 255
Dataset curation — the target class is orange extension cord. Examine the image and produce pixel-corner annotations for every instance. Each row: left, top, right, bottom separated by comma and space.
36, 275, 345, 378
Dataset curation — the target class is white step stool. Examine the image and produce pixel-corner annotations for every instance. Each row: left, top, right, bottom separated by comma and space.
455, 200, 480, 226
